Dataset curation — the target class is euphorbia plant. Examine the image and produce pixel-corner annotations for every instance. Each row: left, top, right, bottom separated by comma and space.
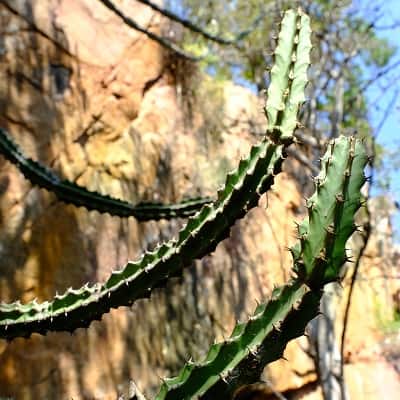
0, 9, 367, 399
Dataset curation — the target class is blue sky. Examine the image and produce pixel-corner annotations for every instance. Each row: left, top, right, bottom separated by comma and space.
361, 0, 400, 239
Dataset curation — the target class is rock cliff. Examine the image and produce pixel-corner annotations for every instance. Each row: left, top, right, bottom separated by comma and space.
0, 1, 398, 399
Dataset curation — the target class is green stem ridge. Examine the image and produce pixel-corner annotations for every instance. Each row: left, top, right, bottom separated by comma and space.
0, 138, 282, 340
0, 127, 211, 220
153, 134, 367, 400
156, 282, 320, 400
0, 9, 369, 400
290, 136, 368, 287
266, 9, 311, 142
0, 8, 311, 340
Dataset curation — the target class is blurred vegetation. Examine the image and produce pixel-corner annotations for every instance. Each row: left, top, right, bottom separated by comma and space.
165, 0, 397, 166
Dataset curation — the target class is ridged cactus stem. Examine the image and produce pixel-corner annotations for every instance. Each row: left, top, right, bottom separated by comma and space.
152, 135, 367, 399
155, 282, 320, 400
0, 8, 311, 340
291, 136, 368, 287
0, 127, 211, 220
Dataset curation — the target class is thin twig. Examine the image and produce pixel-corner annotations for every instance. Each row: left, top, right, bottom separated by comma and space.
339, 216, 371, 387
358, 59, 400, 97
294, 130, 319, 148
374, 21, 400, 30
136, 0, 268, 45
98, 0, 202, 61
374, 88, 400, 138
286, 147, 320, 175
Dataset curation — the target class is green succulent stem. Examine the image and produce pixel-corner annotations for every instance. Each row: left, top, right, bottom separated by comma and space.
0, 8, 311, 340
0, 9, 369, 400
155, 281, 320, 400
291, 136, 367, 287
153, 134, 367, 399
0, 138, 283, 339
0, 127, 211, 220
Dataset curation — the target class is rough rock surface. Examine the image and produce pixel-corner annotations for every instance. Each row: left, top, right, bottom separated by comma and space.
0, 1, 399, 399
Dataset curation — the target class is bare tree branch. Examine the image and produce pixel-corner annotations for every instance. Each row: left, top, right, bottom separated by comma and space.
358, 59, 400, 96
287, 146, 319, 175
136, 0, 268, 45
339, 213, 372, 394
294, 130, 319, 148
374, 88, 400, 138
373, 21, 400, 30
98, 0, 202, 61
